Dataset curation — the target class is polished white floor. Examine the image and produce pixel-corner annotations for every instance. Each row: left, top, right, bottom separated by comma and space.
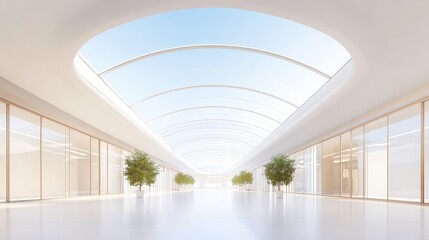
1, 189, 428, 240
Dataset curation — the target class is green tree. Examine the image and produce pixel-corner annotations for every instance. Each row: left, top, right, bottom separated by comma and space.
175, 172, 187, 185
239, 171, 253, 186
174, 172, 195, 186
123, 150, 160, 191
231, 175, 239, 186
186, 175, 195, 185
264, 154, 295, 191
231, 171, 253, 188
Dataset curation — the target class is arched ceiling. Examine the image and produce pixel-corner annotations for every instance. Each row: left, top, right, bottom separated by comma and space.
2, 1, 428, 177
77, 8, 350, 174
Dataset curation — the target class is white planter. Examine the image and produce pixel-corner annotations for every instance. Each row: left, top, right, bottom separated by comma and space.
136, 190, 144, 198
276, 190, 284, 198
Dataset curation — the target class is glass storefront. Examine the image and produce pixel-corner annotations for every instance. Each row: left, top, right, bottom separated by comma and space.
0, 100, 172, 202
10, 106, 40, 201
286, 102, 429, 204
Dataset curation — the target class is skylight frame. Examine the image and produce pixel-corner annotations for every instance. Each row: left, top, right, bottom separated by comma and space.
76, 8, 352, 174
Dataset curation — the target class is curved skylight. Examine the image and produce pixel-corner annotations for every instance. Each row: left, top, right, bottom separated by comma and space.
77, 8, 351, 174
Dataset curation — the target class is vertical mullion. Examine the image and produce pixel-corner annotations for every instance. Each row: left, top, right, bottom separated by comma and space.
68, 128, 71, 197
303, 151, 305, 194
5, 104, 10, 203
98, 139, 101, 195
387, 116, 390, 200
339, 135, 342, 197
64, 126, 67, 197
349, 131, 353, 198
363, 125, 366, 199
321, 142, 324, 196
40, 116, 42, 200
421, 102, 425, 204
107, 144, 109, 194
313, 145, 316, 195
89, 137, 92, 195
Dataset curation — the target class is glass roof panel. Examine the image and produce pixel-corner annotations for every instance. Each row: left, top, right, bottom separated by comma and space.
160, 123, 269, 139
157, 120, 271, 136
80, 8, 350, 76
77, 8, 351, 174
102, 49, 327, 107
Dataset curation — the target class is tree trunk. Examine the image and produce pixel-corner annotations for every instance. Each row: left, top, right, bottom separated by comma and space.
278, 185, 281, 191
139, 184, 142, 191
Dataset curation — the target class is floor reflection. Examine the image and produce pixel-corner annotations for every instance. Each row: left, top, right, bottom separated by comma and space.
0, 189, 428, 240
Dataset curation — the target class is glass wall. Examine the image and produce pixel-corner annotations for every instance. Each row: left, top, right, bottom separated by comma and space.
0, 103, 6, 202
91, 137, 99, 195
304, 147, 313, 194
10, 106, 40, 201
65, 128, 70, 196
69, 129, 90, 196
425, 101, 429, 203
0, 101, 156, 203
42, 118, 66, 199
120, 149, 128, 193
365, 117, 388, 200
322, 136, 341, 196
288, 101, 429, 204
388, 104, 421, 202
293, 151, 305, 193
272, 100, 429, 204
251, 166, 270, 192
314, 143, 322, 194
100, 141, 108, 194
341, 132, 351, 197
351, 127, 364, 198
108, 144, 121, 194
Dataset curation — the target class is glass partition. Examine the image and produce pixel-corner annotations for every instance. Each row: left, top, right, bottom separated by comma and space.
65, 127, 70, 196
293, 151, 305, 193
287, 101, 428, 204
69, 129, 90, 196
314, 143, 323, 195
322, 136, 341, 196
388, 104, 421, 202
100, 141, 108, 194
351, 127, 364, 198
120, 149, 128, 193
0, 102, 133, 202
0, 103, 6, 202
42, 118, 66, 199
91, 137, 99, 195
365, 117, 388, 200
425, 101, 429, 203
341, 132, 351, 197
304, 147, 313, 194
9, 106, 40, 201
108, 144, 121, 194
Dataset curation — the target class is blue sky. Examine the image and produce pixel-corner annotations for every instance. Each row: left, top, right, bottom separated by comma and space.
80, 8, 350, 76
78, 8, 351, 173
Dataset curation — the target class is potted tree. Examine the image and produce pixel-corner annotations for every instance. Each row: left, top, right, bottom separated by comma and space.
185, 174, 195, 189
239, 171, 253, 191
264, 154, 295, 198
174, 172, 195, 190
231, 171, 253, 190
123, 150, 160, 198
231, 175, 240, 189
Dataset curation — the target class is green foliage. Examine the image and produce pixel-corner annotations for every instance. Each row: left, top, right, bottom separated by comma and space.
174, 172, 195, 186
123, 150, 160, 191
231, 170, 253, 186
231, 175, 239, 186
264, 154, 295, 191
